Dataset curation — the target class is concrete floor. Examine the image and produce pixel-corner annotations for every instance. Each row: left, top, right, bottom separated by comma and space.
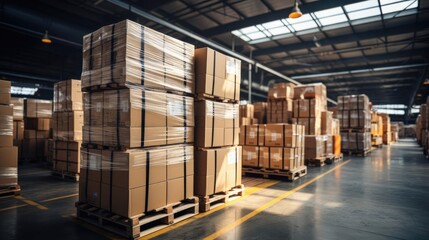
1, 139, 428, 240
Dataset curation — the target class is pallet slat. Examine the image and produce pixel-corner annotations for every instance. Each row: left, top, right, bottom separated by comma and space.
0, 185, 21, 197
198, 185, 244, 213
243, 166, 307, 181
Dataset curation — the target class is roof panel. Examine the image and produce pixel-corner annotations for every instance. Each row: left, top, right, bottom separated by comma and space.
341, 51, 364, 58
334, 42, 358, 49
186, 14, 218, 29
323, 27, 354, 37
364, 47, 387, 55
232, 0, 270, 17
352, 21, 383, 32
205, 9, 240, 25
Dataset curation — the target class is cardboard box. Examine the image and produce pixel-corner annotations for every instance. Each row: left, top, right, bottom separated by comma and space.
240, 104, 254, 119
337, 95, 369, 111
0, 146, 18, 186
321, 111, 333, 135
244, 124, 265, 146
11, 98, 24, 120
305, 135, 326, 159
13, 121, 24, 141
54, 79, 83, 112
0, 80, 11, 105
293, 98, 323, 118
292, 117, 321, 135
293, 83, 326, 100
265, 124, 285, 146
24, 118, 51, 131
268, 147, 296, 171
194, 146, 241, 196
253, 102, 267, 124
24, 99, 52, 118
53, 111, 84, 141
268, 83, 294, 99
0, 105, 13, 147
53, 141, 81, 173
267, 99, 292, 124
83, 92, 104, 127
195, 47, 240, 100
24, 130, 49, 139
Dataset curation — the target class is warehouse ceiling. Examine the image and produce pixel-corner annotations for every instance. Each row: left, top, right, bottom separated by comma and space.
0, 0, 428, 122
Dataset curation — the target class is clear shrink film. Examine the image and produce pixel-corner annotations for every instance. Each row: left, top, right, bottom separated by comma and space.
83, 84, 195, 148
0, 167, 17, 187
25, 99, 52, 118
0, 114, 13, 137
80, 144, 193, 215
81, 19, 194, 94
11, 98, 24, 120
53, 80, 83, 112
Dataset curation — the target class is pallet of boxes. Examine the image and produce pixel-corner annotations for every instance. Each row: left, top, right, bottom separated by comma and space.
416, 114, 422, 145
22, 99, 52, 163
379, 113, 392, 145
240, 104, 258, 126
391, 122, 399, 143
240, 83, 307, 180
51, 79, 83, 181
75, 20, 199, 238
370, 112, 383, 148
337, 94, 371, 156
11, 98, 24, 161
292, 83, 338, 166
194, 47, 243, 212
0, 80, 20, 196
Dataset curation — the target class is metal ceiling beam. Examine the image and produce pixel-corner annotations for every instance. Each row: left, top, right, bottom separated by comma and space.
202, 0, 363, 37
275, 49, 428, 73
253, 22, 428, 57
106, 0, 338, 104
291, 63, 429, 79
405, 66, 429, 123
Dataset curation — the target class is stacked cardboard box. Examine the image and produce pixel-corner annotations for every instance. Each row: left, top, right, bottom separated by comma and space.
194, 47, 242, 197
253, 102, 267, 124
416, 115, 422, 145
52, 79, 84, 176
239, 104, 258, 126
336, 95, 371, 153
370, 112, 383, 146
241, 123, 305, 171
267, 83, 294, 124
0, 80, 19, 191
21, 99, 52, 162
379, 113, 391, 145
79, 20, 196, 218
11, 98, 24, 159
292, 83, 335, 160
418, 104, 427, 146
391, 123, 399, 143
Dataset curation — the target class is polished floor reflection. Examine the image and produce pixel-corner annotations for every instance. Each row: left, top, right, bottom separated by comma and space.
0, 139, 428, 240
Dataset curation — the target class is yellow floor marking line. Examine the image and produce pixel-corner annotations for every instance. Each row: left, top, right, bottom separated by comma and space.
203, 160, 352, 240
0, 204, 28, 212
141, 180, 280, 240
41, 193, 78, 203
14, 196, 48, 210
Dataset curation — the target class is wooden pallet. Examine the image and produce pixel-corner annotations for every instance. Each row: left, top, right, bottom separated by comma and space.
198, 185, 244, 212
75, 197, 198, 239
325, 154, 343, 164
0, 185, 21, 197
242, 165, 307, 181
196, 93, 238, 103
346, 149, 371, 157
51, 170, 80, 182
305, 157, 327, 167
371, 144, 383, 149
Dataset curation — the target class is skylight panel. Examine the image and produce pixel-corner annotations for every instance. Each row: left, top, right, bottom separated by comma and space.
380, 0, 404, 5
381, 0, 418, 14
318, 14, 349, 26
11, 86, 38, 95
240, 26, 259, 34
290, 20, 318, 31
231, 30, 242, 36
268, 27, 290, 36
347, 7, 381, 20
247, 31, 266, 40
314, 7, 344, 18
262, 20, 284, 29
345, 0, 379, 12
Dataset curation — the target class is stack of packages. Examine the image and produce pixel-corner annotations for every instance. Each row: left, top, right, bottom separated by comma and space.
379, 113, 391, 145
52, 79, 83, 176
22, 99, 52, 162
267, 83, 294, 124
397, 122, 405, 138
241, 83, 306, 173
194, 47, 242, 199
419, 104, 428, 148
11, 98, 24, 160
370, 112, 383, 146
337, 94, 371, 153
391, 123, 399, 143
254, 102, 267, 124
404, 125, 416, 138
78, 20, 195, 218
416, 114, 422, 145
0, 80, 19, 192
239, 104, 257, 126
292, 83, 336, 161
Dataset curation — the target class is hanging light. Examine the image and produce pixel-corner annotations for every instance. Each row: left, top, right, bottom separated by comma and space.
41, 30, 52, 44
289, 0, 302, 19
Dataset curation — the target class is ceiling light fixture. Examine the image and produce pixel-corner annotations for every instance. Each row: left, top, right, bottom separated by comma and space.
41, 30, 52, 44
289, 0, 303, 19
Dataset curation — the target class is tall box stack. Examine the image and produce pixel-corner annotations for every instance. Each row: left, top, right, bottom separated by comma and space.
267, 83, 294, 124
391, 123, 399, 143
416, 115, 422, 145
11, 98, 24, 159
379, 113, 391, 145
52, 79, 83, 178
291, 83, 334, 161
78, 20, 196, 220
239, 104, 257, 126
370, 112, 383, 146
419, 104, 427, 147
22, 99, 52, 163
336, 94, 371, 153
194, 47, 242, 201
253, 102, 267, 124
0, 80, 19, 193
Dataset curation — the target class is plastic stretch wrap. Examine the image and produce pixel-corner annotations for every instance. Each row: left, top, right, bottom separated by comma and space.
341, 132, 371, 151
53, 111, 83, 141
24, 99, 52, 118
79, 144, 194, 217
11, 98, 24, 120
54, 80, 83, 112
82, 20, 194, 94
53, 141, 81, 173
0, 115, 13, 137
242, 146, 304, 171
337, 94, 370, 111
337, 110, 371, 130
83, 87, 194, 148
0, 167, 17, 186
195, 99, 239, 148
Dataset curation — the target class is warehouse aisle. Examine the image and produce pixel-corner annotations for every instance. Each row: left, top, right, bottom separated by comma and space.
1, 139, 429, 240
